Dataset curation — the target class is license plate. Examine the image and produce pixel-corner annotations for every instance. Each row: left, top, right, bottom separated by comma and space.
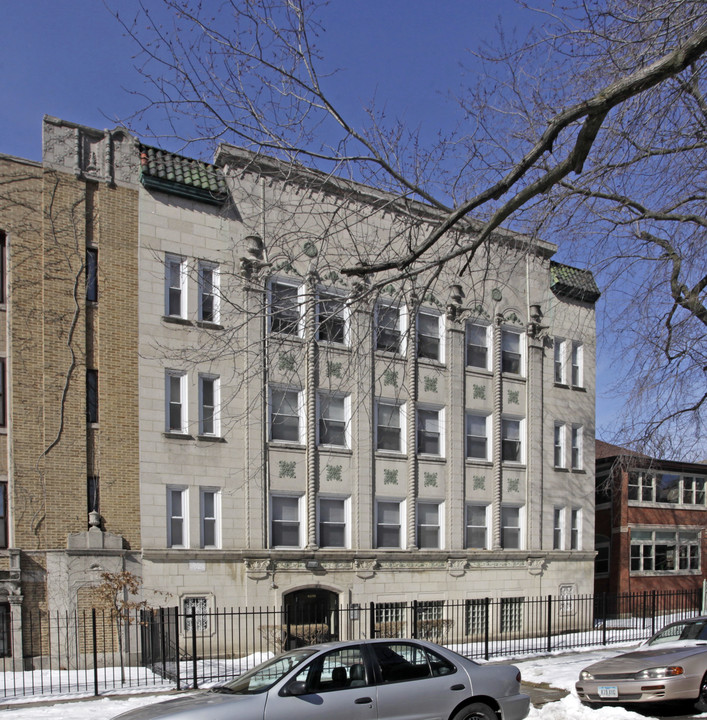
598, 686, 618, 699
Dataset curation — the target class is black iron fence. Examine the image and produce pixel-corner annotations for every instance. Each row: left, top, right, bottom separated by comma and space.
0, 588, 701, 702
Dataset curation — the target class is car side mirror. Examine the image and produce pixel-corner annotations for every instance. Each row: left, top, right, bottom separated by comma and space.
285, 680, 308, 696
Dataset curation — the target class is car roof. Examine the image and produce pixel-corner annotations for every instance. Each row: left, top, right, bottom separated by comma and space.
289, 638, 440, 652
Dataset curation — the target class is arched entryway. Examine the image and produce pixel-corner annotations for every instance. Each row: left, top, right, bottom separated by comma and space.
283, 588, 339, 647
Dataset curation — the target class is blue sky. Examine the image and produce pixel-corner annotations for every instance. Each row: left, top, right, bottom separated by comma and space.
0, 0, 624, 437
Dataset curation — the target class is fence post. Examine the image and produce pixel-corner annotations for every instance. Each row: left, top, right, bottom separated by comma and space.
546, 595, 552, 654
174, 607, 181, 691
92, 609, 99, 697
484, 597, 490, 661
642, 591, 647, 630
651, 591, 656, 637
369, 602, 375, 639
602, 592, 607, 646
412, 600, 418, 639
286, 603, 292, 651
191, 607, 198, 689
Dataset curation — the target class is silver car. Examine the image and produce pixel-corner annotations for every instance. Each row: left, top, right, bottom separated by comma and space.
113, 638, 529, 720
576, 615, 707, 711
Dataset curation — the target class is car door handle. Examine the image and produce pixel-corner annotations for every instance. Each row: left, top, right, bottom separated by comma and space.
450, 684, 465, 691
355, 697, 373, 704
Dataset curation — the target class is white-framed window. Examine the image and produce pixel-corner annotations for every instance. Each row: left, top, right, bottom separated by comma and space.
198, 261, 219, 323
465, 503, 489, 549
376, 401, 405, 453
166, 370, 188, 433
501, 505, 523, 549
628, 471, 707, 505
683, 476, 706, 504
376, 303, 405, 354
198, 374, 220, 436
417, 501, 442, 549
269, 279, 301, 336
466, 322, 490, 370
317, 290, 347, 344
465, 413, 490, 460
570, 508, 581, 550
417, 406, 444, 456
376, 499, 405, 549
167, 487, 188, 548
318, 496, 349, 548
571, 342, 584, 387
270, 495, 302, 548
269, 387, 303, 443
501, 328, 523, 375
571, 425, 583, 469
554, 422, 566, 468
501, 417, 523, 463
417, 309, 444, 362
200, 488, 220, 549
553, 507, 565, 550
317, 393, 349, 447
554, 338, 566, 384
165, 254, 187, 318
630, 529, 701, 573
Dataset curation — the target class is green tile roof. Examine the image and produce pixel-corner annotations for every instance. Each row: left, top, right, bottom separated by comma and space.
550, 261, 601, 303
139, 144, 228, 205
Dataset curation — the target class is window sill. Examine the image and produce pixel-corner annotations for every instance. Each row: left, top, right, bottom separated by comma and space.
571, 385, 587, 393
163, 316, 193, 327
465, 458, 492, 466
501, 462, 527, 469
197, 435, 226, 443
554, 382, 569, 389
268, 441, 306, 451
375, 348, 405, 359
375, 450, 407, 459
417, 357, 446, 368
318, 445, 353, 455
628, 500, 707, 510
630, 570, 701, 577
417, 454, 446, 464
196, 320, 224, 330
163, 432, 195, 440
501, 372, 526, 380
316, 339, 350, 349
571, 467, 586, 474
554, 466, 570, 472
465, 366, 492, 375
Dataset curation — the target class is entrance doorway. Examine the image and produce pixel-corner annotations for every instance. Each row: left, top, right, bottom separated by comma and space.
283, 588, 339, 647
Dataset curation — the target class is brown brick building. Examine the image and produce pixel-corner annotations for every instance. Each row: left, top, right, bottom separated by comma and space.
595, 440, 707, 598
0, 119, 142, 658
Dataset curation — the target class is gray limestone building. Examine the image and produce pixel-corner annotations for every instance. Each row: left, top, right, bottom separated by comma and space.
0, 116, 600, 657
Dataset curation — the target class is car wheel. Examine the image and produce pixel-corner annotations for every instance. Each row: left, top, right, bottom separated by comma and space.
450, 702, 496, 720
695, 672, 707, 713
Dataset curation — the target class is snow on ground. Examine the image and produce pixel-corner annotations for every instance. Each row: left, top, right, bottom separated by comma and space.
1, 647, 706, 720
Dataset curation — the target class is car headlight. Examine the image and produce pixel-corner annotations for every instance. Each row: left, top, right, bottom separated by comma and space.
579, 670, 594, 681
634, 666, 684, 679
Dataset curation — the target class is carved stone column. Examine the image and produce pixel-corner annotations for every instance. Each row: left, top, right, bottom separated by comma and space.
304, 271, 319, 549
492, 314, 504, 550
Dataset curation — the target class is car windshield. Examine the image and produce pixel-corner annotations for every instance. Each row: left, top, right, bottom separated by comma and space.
647, 620, 707, 645
215, 648, 317, 694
